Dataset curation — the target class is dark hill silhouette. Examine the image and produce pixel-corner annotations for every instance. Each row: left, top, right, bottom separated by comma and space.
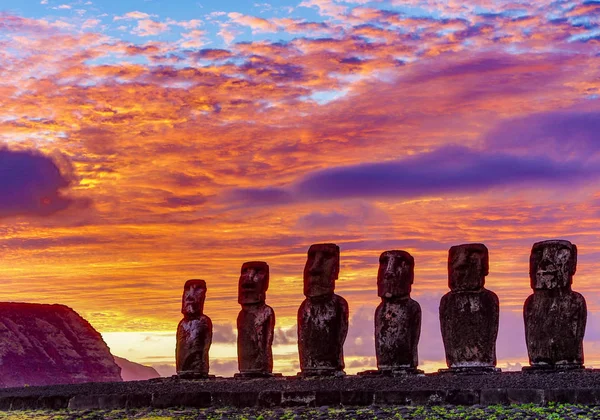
113, 356, 160, 381
0, 302, 122, 387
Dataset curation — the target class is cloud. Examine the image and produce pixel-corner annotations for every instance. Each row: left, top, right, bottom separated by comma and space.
295, 203, 390, 231
274, 325, 296, 345
132, 19, 170, 37
210, 359, 238, 376
0, 148, 79, 219
212, 323, 236, 344
294, 146, 596, 200
114, 11, 152, 21
149, 363, 175, 377
484, 111, 600, 160
223, 145, 600, 206
220, 187, 294, 208
228, 12, 278, 33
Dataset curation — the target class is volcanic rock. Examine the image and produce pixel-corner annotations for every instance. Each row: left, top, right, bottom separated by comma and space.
113, 356, 160, 381
0, 302, 122, 387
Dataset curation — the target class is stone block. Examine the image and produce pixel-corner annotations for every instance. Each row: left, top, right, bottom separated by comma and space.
68, 395, 101, 410
545, 389, 578, 404
281, 391, 315, 407
98, 394, 128, 409
341, 390, 374, 406
480, 389, 508, 405
506, 389, 544, 404
37, 396, 70, 409
315, 391, 341, 406
374, 391, 411, 405
0, 397, 12, 410
258, 391, 281, 408
573, 389, 600, 405
126, 393, 152, 408
410, 390, 447, 405
152, 392, 212, 408
212, 392, 258, 407
446, 389, 479, 405
9, 396, 40, 410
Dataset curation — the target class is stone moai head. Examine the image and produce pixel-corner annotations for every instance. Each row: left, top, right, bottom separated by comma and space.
182, 279, 207, 318
238, 261, 269, 305
303, 243, 340, 298
377, 250, 414, 299
448, 243, 489, 292
530, 239, 577, 290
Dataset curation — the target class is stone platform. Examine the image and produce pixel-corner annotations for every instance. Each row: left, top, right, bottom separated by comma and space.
3, 371, 600, 411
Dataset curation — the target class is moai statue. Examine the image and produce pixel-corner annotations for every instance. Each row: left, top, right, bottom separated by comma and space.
523, 240, 587, 371
297, 243, 349, 377
235, 261, 277, 378
360, 250, 422, 376
375, 250, 422, 374
439, 243, 500, 373
176, 279, 213, 379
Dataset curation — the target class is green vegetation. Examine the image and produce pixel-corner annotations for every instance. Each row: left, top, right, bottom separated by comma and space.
0, 404, 597, 419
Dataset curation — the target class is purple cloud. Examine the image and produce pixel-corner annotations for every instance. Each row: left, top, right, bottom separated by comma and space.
293, 145, 596, 200
220, 144, 599, 206
484, 111, 600, 159
0, 148, 77, 218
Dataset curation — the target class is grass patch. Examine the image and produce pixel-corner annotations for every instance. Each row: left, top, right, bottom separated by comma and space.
0, 404, 597, 419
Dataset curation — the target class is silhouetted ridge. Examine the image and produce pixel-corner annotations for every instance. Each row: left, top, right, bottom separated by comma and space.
0, 302, 122, 387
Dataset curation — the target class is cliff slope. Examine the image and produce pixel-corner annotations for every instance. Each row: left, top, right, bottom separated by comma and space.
113, 356, 160, 381
0, 302, 122, 387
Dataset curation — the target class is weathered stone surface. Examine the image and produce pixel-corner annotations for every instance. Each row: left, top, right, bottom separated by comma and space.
113, 356, 160, 381
315, 390, 341, 406
480, 389, 508, 405
151, 391, 211, 408
212, 391, 258, 407
176, 280, 213, 377
524, 240, 586, 371
298, 243, 348, 376
374, 250, 421, 373
257, 391, 281, 407
439, 244, 499, 372
507, 389, 544, 404
341, 390, 374, 406
237, 261, 275, 376
281, 391, 315, 407
0, 303, 122, 388
446, 389, 479, 405
6, 372, 600, 410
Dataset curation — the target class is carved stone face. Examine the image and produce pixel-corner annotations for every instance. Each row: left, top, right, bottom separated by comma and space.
303, 243, 340, 297
377, 250, 414, 298
530, 240, 577, 290
448, 243, 489, 291
182, 279, 207, 317
238, 261, 269, 305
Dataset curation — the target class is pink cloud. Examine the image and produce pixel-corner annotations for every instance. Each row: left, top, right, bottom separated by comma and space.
228, 12, 278, 33
132, 19, 169, 37
114, 11, 152, 21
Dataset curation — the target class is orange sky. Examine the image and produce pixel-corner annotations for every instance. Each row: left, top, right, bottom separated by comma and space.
2, 0, 600, 376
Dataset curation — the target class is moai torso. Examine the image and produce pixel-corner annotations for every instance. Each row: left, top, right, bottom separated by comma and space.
375, 251, 421, 372
176, 280, 213, 376
298, 243, 349, 376
439, 243, 499, 370
237, 261, 275, 375
524, 240, 586, 369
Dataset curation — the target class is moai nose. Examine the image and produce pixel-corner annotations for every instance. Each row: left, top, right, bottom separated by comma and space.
385, 256, 396, 278
309, 255, 322, 274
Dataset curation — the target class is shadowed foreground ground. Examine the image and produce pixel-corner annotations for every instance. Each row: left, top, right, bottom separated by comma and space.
0, 404, 597, 419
